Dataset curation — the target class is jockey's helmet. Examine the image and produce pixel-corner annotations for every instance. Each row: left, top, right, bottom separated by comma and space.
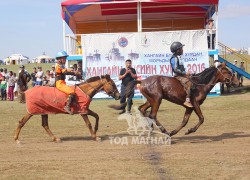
170, 42, 185, 53
56, 51, 69, 59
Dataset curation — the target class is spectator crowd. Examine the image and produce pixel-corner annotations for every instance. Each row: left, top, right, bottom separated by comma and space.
0, 61, 83, 102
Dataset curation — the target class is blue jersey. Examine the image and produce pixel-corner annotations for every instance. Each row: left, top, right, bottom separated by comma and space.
170, 55, 186, 76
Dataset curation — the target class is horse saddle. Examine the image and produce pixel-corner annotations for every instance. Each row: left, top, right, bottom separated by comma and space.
175, 76, 196, 91
26, 86, 91, 115
175, 76, 189, 85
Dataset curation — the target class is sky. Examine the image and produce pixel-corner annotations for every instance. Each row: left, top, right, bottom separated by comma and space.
0, 0, 250, 60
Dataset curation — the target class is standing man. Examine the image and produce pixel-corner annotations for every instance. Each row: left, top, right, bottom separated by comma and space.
170, 41, 193, 108
0, 68, 3, 80
119, 59, 137, 114
238, 61, 245, 87
76, 61, 84, 82
55, 50, 76, 114
50, 65, 56, 76
30, 67, 37, 87
206, 18, 216, 49
77, 61, 82, 70
49, 65, 56, 87
18, 65, 31, 103
2, 68, 8, 77
231, 59, 238, 75
35, 66, 44, 86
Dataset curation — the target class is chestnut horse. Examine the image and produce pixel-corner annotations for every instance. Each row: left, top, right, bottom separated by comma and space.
115, 63, 239, 136
14, 74, 120, 143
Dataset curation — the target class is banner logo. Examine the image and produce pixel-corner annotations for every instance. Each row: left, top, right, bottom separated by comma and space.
118, 37, 128, 47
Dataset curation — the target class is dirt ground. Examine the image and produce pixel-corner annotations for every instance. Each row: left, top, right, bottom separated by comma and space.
0, 80, 250, 179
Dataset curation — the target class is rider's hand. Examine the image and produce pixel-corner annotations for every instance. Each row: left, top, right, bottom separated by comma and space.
186, 72, 191, 76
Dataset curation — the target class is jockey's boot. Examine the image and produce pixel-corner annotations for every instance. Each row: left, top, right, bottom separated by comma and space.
184, 98, 193, 108
64, 94, 75, 115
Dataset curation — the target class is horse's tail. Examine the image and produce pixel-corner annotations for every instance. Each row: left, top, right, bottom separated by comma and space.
125, 80, 141, 97
108, 102, 127, 110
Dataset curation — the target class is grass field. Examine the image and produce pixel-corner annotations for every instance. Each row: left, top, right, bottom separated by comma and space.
0, 81, 250, 179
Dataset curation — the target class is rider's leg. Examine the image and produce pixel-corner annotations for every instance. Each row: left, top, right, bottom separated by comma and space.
184, 81, 193, 108
64, 94, 75, 115
56, 80, 76, 115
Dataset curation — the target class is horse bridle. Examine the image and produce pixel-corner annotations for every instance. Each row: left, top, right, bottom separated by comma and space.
100, 78, 118, 98
217, 67, 235, 85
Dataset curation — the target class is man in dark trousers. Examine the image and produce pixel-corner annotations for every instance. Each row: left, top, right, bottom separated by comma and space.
119, 59, 137, 114
18, 65, 31, 103
30, 67, 37, 87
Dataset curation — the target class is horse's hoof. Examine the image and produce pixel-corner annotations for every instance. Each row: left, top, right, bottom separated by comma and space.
54, 138, 62, 143
161, 129, 170, 136
185, 129, 192, 135
95, 137, 101, 142
16, 140, 21, 145
170, 131, 175, 137
165, 132, 170, 136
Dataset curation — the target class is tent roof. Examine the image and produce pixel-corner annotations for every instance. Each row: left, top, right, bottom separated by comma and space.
61, 0, 219, 34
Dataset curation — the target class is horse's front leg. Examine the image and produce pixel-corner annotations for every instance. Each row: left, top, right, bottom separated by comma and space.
170, 108, 193, 136
14, 113, 33, 143
185, 101, 204, 135
87, 109, 99, 134
148, 98, 169, 135
41, 115, 61, 142
81, 114, 99, 141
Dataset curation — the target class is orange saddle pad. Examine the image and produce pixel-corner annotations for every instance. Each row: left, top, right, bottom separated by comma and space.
26, 86, 91, 115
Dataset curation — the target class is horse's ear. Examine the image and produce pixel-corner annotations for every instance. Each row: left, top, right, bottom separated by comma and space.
105, 74, 111, 81
221, 62, 226, 67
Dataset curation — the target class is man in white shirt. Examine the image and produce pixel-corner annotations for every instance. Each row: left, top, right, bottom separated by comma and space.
35, 66, 44, 86
206, 18, 216, 49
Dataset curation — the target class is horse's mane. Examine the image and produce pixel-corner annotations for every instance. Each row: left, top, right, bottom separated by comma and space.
78, 75, 105, 86
85, 76, 101, 83
191, 66, 218, 84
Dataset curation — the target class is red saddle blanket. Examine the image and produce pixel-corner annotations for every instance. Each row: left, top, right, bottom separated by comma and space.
26, 86, 91, 115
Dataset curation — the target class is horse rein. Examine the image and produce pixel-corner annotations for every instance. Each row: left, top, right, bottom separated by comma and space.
100, 78, 118, 98
216, 67, 235, 85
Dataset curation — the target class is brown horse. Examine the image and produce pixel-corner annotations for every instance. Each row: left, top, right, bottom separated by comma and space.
14, 74, 120, 143
114, 63, 239, 136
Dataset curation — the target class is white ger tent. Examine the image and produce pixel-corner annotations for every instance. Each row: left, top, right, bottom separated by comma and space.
33, 55, 55, 63
4, 54, 30, 65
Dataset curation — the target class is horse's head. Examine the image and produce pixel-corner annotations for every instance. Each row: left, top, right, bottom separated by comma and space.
217, 62, 239, 87
102, 74, 120, 100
